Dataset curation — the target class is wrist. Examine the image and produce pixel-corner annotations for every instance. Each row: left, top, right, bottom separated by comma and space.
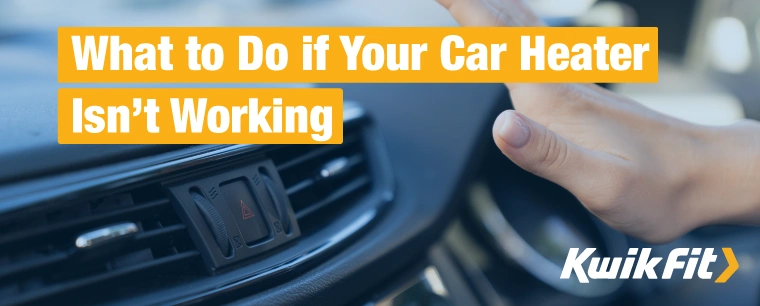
689, 120, 760, 227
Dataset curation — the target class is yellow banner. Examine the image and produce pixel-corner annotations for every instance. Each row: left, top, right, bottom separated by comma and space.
58, 27, 658, 83
58, 88, 343, 144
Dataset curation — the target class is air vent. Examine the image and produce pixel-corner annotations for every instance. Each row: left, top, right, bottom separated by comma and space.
0, 184, 201, 305
270, 126, 372, 230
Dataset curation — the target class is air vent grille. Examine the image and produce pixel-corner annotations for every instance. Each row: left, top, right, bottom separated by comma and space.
270, 127, 372, 229
0, 184, 201, 305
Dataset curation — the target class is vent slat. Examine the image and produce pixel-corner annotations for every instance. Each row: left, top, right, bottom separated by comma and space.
114, 224, 191, 256
134, 224, 187, 242
275, 134, 359, 172
0, 198, 170, 248
7, 251, 200, 305
0, 224, 188, 283
285, 153, 365, 196
0, 252, 68, 283
0, 182, 200, 305
0, 198, 170, 249
294, 175, 371, 219
270, 124, 372, 223
285, 178, 315, 196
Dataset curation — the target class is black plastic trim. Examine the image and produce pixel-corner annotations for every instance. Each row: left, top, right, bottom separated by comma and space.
168, 160, 301, 273
0, 101, 395, 306
0, 102, 367, 218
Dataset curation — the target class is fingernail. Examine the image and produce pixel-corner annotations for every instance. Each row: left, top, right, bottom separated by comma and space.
498, 112, 530, 148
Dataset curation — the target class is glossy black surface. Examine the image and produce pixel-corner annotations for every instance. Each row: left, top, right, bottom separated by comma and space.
223, 84, 506, 305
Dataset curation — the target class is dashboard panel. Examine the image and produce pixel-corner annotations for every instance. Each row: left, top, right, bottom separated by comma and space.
0, 81, 508, 305
225, 83, 507, 305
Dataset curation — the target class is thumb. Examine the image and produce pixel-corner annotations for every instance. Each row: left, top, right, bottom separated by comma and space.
492, 110, 613, 192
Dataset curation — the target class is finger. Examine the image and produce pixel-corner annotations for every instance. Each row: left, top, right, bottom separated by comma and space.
435, 0, 545, 27
436, 0, 506, 26
491, 110, 619, 193
435, 0, 546, 91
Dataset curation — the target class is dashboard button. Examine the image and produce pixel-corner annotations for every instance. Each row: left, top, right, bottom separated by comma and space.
220, 179, 270, 245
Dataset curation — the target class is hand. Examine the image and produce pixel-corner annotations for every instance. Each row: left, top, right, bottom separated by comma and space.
437, 0, 760, 243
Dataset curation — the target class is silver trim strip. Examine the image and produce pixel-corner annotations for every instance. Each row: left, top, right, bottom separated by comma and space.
320, 157, 350, 178
75, 223, 138, 249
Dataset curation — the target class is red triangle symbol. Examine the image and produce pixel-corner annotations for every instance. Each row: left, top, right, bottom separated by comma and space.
241, 200, 254, 220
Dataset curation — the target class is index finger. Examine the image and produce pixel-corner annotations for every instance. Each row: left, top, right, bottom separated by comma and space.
436, 0, 545, 27
435, 0, 550, 91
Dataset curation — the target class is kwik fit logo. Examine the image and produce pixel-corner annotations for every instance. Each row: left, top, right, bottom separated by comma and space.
561, 248, 738, 283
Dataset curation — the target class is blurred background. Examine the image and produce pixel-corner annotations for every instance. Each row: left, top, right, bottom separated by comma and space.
1, 0, 759, 124
1, 0, 759, 305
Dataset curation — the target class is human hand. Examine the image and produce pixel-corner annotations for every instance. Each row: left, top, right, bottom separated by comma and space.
437, 0, 760, 243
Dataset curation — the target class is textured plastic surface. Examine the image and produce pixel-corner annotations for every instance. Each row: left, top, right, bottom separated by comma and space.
190, 190, 232, 256
262, 174, 292, 234
168, 159, 300, 273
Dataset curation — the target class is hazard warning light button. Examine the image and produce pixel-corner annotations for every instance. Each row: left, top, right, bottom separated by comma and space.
220, 179, 270, 245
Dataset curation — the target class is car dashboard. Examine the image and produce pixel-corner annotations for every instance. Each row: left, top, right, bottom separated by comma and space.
0, 77, 509, 305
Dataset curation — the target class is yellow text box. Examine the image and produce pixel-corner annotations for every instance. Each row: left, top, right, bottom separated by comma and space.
58, 27, 658, 83
58, 88, 343, 144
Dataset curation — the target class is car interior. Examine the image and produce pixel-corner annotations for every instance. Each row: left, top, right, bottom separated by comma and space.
1, 0, 759, 305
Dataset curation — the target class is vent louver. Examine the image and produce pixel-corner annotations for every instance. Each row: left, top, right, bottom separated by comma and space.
0, 104, 389, 305
270, 126, 372, 230
0, 184, 200, 305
